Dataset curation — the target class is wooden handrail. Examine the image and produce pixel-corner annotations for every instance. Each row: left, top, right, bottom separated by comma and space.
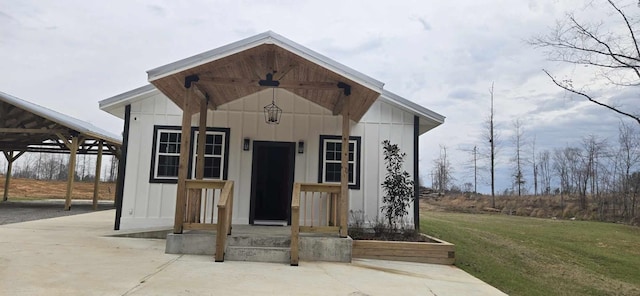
178, 179, 233, 262
290, 183, 301, 266
215, 180, 233, 262
290, 183, 341, 266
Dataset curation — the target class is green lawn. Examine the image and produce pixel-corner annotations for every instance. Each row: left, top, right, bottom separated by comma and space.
420, 211, 640, 296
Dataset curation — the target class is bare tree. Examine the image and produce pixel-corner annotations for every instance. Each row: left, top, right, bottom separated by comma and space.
432, 145, 454, 194
581, 135, 608, 210
487, 83, 499, 206
538, 150, 552, 195
511, 119, 527, 196
532, 0, 640, 124
615, 120, 640, 219
531, 136, 539, 196
108, 155, 118, 182
553, 147, 574, 209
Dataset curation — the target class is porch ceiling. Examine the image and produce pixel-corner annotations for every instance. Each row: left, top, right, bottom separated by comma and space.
149, 44, 380, 122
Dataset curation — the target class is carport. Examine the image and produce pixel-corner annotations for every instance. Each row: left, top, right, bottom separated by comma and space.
0, 91, 121, 210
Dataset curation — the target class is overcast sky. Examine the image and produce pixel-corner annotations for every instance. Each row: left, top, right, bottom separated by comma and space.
1, 0, 638, 193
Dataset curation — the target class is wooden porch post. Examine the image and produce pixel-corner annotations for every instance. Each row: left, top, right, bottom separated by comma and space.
174, 87, 193, 234
195, 97, 208, 180
340, 97, 350, 237
64, 136, 79, 210
93, 140, 103, 210
2, 150, 25, 202
189, 95, 208, 223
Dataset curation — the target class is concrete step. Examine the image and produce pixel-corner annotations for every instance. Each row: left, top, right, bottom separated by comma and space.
225, 246, 290, 263
227, 235, 291, 248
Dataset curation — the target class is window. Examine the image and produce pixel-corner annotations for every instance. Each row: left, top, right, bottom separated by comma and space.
318, 135, 361, 189
192, 131, 226, 179
152, 127, 182, 181
150, 126, 230, 183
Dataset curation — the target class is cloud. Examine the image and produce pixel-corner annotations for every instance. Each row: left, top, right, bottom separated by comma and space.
416, 17, 432, 31
1, 0, 632, 194
146, 4, 165, 17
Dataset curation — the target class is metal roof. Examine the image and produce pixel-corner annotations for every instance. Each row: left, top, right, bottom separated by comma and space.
147, 31, 385, 93
1, 91, 122, 145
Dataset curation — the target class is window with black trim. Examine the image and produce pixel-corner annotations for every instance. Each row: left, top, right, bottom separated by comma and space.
318, 135, 361, 189
152, 127, 182, 181
191, 131, 226, 179
150, 125, 230, 183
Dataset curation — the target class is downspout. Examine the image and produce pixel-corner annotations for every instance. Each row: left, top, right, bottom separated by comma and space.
114, 104, 131, 230
413, 116, 420, 231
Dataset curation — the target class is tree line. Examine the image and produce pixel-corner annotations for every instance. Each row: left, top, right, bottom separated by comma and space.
0, 152, 118, 182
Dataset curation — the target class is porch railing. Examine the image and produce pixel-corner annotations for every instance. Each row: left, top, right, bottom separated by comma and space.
182, 179, 234, 262
290, 183, 342, 266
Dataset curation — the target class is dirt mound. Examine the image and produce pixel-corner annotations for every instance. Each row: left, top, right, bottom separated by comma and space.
0, 177, 116, 200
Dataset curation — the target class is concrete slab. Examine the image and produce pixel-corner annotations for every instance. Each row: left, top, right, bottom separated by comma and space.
0, 210, 507, 296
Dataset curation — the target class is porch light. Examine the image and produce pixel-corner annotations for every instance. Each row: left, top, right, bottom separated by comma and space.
298, 141, 304, 154
243, 138, 251, 151
264, 88, 282, 125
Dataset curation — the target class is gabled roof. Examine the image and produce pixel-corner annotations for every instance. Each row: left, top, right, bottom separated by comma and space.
1, 91, 121, 153
148, 31, 385, 92
146, 31, 384, 122
100, 31, 444, 134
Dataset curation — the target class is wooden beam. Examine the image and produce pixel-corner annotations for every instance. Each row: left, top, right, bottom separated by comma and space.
65, 136, 79, 210
2, 152, 12, 202
278, 81, 338, 90
174, 87, 194, 234
340, 96, 350, 238
198, 76, 339, 90
191, 83, 217, 110
192, 82, 221, 110
198, 77, 259, 86
93, 140, 103, 210
0, 128, 65, 134
2, 150, 26, 201
332, 94, 346, 116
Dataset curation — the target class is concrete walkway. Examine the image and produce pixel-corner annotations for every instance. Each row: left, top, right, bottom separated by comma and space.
0, 210, 507, 295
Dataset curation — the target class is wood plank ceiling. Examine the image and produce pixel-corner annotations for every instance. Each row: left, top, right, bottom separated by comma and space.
0, 101, 119, 155
150, 44, 380, 122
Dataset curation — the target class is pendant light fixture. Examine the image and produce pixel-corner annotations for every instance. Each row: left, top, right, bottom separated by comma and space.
264, 87, 282, 125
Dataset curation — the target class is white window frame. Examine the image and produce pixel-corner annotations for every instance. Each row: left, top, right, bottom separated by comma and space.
319, 135, 361, 189
153, 128, 182, 180
191, 130, 227, 180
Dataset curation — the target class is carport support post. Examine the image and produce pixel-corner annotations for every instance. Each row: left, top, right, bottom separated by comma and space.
3, 150, 25, 202
340, 97, 350, 238
93, 140, 103, 210
174, 86, 193, 234
65, 136, 79, 210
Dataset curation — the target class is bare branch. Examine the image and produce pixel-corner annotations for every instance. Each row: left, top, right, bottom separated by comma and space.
607, 0, 640, 65
543, 69, 640, 125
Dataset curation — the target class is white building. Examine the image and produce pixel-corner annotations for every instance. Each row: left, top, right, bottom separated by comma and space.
100, 31, 444, 232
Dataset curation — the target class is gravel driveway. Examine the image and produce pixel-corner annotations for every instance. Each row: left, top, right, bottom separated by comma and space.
0, 200, 115, 225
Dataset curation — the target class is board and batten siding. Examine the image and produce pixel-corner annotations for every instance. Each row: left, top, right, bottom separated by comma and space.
119, 88, 416, 230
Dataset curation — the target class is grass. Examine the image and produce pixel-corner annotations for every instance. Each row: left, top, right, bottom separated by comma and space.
420, 211, 640, 296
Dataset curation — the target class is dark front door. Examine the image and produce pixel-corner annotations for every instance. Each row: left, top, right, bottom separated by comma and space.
250, 141, 295, 225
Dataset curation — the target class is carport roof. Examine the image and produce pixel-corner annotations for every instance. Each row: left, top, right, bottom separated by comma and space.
0, 91, 121, 154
